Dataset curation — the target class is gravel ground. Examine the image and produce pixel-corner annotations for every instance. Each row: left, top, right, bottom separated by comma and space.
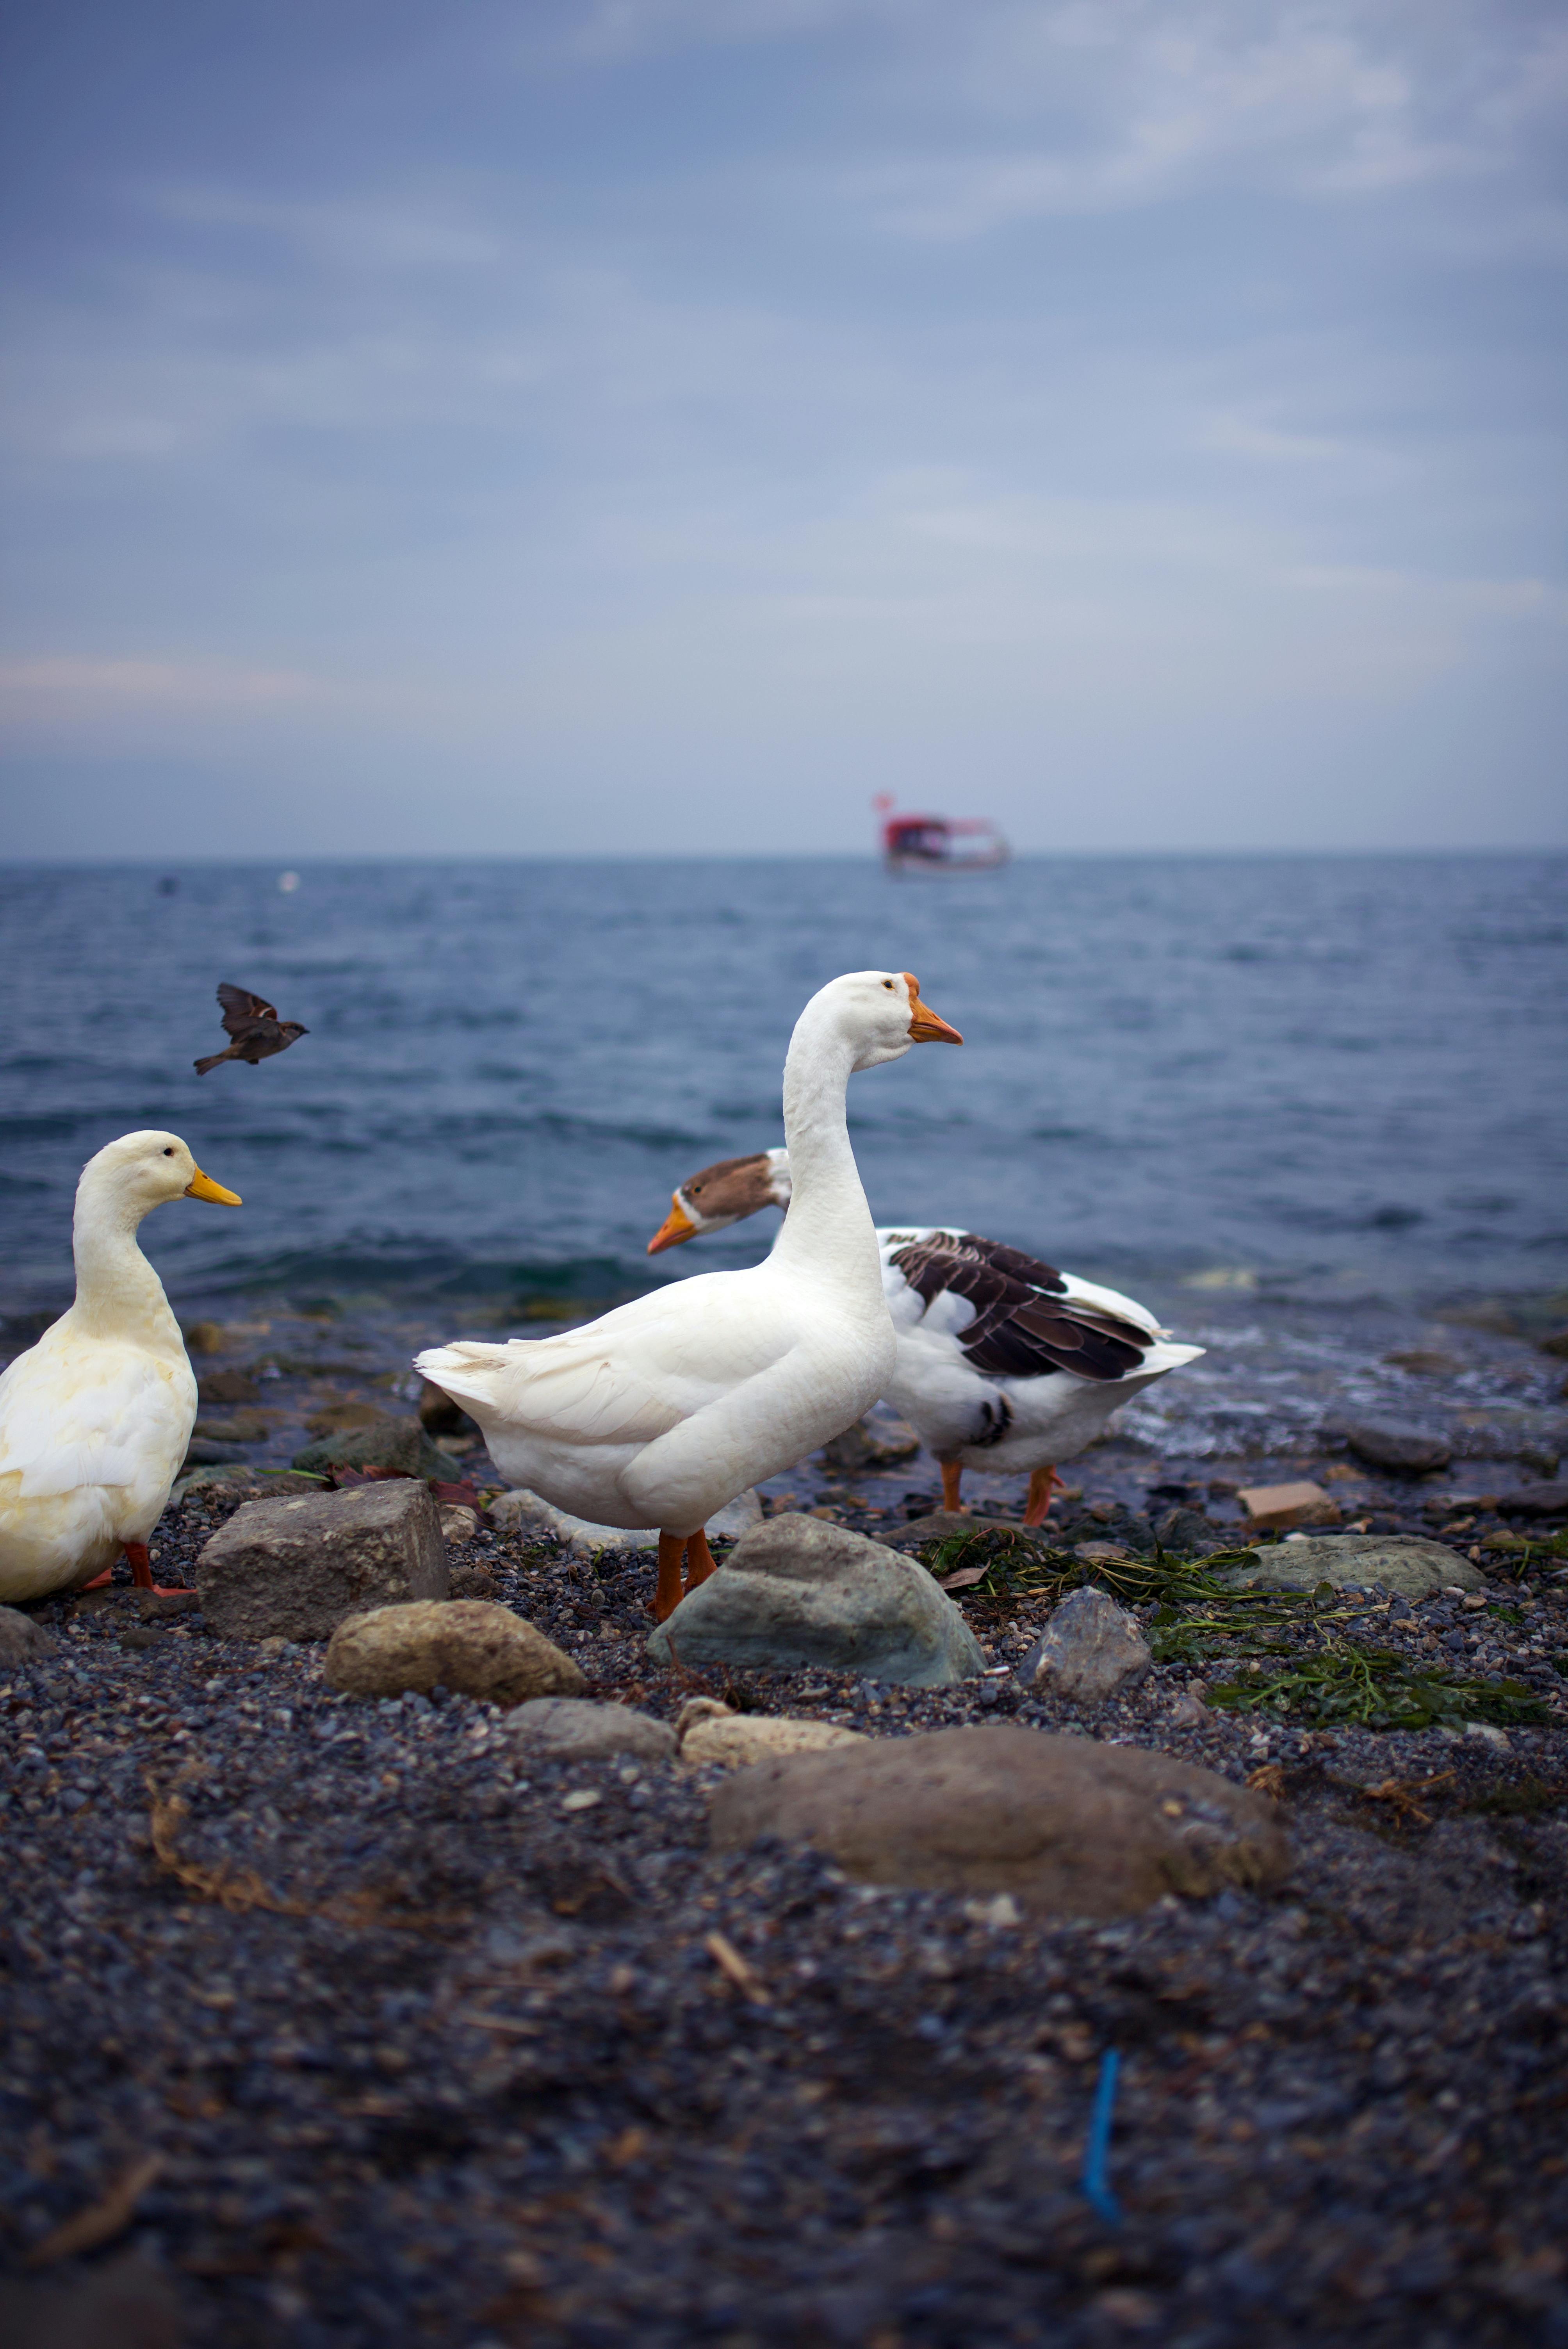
3, 1319, 1567, 2346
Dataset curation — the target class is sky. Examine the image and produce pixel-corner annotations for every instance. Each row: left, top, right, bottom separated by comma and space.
0, 0, 1564, 859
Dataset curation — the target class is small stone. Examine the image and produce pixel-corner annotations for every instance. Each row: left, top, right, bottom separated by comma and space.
192, 1413, 276, 1444
303, 1401, 393, 1438
197, 1370, 262, 1405
820, 1416, 921, 1471
1501, 1480, 1568, 1520
709, 1725, 1290, 1918
647, 1513, 986, 1686
292, 1416, 465, 1483
560, 1788, 603, 1812
1016, 1586, 1152, 1706
1237, 1481, 1342, 1532
449, 1561, 499, 1599
182, 1320, 230, 1355
678, 1709, 869, 1768
1164, 1690, 1209, 1727
0, 1608, 56, 1664
325, 1600, 584, 1705
508, 1698, 677, 1762
1152, 1506, 1231, 1554
440, 1505, 480, 1545
1343, 1424, 1452, 1476
1213, 1534, 1486, 1599
194, 1480, 450, 1640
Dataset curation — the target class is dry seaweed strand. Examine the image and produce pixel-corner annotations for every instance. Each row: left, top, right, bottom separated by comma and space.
146, 1776, 466, 1934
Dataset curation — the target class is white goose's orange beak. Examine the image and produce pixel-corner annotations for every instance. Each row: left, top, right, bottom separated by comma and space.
185, 1167, 242, 1205
903, 972, 963, 1046
647, 1195, 698, 1254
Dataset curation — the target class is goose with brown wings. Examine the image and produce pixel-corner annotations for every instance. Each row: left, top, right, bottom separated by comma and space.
648, 1152, 1203, 1523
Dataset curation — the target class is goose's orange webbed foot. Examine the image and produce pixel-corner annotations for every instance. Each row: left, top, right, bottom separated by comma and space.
683, 1530, 718, 1594
939, 1461, 965, 1514
1022, 1467, 1064, 1527
654, 1532, 687, 1623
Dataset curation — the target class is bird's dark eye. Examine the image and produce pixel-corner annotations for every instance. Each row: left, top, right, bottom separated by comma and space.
162, 1148, 175, 1157
882, 979, 894, 990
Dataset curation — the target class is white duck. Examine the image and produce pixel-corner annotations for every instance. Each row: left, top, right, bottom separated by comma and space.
647, 1151, 1202, 1524
417, 971, 962, 1620
0, 1132, 242, 1604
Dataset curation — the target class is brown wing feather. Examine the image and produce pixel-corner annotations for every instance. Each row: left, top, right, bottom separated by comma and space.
888, 1235, 1151, 1383
217, 982, 278, 1032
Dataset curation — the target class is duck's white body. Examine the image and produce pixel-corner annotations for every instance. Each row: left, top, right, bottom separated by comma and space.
0, 1132, 241, 1603
647, 1150, 1202, 1516
417, 975, 960, 1588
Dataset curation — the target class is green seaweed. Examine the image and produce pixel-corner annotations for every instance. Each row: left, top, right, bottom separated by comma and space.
920, 1526, 1556, 1732
1207, 1648, 1550, 1731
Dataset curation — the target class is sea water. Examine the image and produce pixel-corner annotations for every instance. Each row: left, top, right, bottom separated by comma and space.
3, 854, 1565, 1461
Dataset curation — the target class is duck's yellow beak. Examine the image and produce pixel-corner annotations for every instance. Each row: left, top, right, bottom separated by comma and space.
647, 1195, 697, 1255
185, 1167, 242, 1205
903, 972, 963, 1046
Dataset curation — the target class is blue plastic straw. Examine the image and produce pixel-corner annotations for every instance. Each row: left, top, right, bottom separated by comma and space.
1082, 2048, 1123, 2226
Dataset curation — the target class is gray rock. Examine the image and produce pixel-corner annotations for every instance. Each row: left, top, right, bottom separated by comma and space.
1153, 1505, 1230, 1555
820, 1415, 920, 1471
325, 1600, 583, 1706
292, 1416, 465, 1482
709, 1724, 1291, 1918
180, 1439, 248, 1467
1016, 1585, 1151, 1705
506, 1697, 676, 1761
0, 1608, 56, 1664
1501, 1479, 1568, 1520
646, 1512, 985, 1686
487, 1485, 763, 1554
1212, 1533, 1486, 1599
1344, 1423, 1452, 1475
197, 1369, 262, 1406
193, 1480, 450, 1640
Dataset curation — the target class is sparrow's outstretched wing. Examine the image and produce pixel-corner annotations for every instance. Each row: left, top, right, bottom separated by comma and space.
217, 983, 279, 1034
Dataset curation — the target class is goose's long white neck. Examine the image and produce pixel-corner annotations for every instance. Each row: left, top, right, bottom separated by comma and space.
70, 1182, 182, 1347
768, 996, 883, 1312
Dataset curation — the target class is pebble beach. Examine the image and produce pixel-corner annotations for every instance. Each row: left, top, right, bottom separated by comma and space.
3, 1294, 1566, 2348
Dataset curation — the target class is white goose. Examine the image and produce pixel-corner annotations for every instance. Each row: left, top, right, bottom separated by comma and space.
647, 1151, 1202, 1524
0, 1132, 242, 1604
417, 971, 962, 1620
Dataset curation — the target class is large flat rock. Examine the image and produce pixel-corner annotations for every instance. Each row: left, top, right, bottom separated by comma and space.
1212, 1532, 1486, 1598
710, 1724, 1291, 1918
194, 1481, 450, 1640
646, 1513, 985, 1686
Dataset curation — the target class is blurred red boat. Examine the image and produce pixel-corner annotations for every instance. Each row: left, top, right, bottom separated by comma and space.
873, 795, 1010, 875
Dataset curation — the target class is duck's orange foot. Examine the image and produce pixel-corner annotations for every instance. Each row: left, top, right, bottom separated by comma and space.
1022, 1466, 1065, 1527
124, 1540, 194, 1599
939, 1461, 967, 1514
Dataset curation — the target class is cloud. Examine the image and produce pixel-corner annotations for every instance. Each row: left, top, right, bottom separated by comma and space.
0, 656, 328, 708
